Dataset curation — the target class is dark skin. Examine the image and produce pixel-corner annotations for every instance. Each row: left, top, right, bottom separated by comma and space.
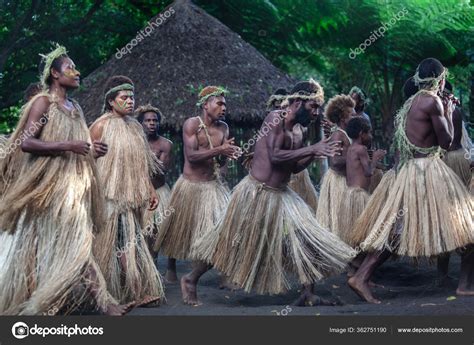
182, 96, 240, 181
141, 111, 175, 280
252, 99, 342, 306
346, 130, 386, 192
180, 95, 242, 305
345, 130, 385, 280
90, 90, 161, 307
327, 106, 356, 176
20, 57, 133, 315
349, 78, 474, 302
251, 99, 341, 189
90, 90, 159, 211
141, 112, 173, 189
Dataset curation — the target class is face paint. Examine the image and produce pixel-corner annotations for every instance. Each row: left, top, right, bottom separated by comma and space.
116, 99, 128, 111
64, 69, 78, 78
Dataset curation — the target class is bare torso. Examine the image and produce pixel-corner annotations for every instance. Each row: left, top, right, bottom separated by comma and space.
405, 93, 452, 155
182, 116, 227, 182
148, 136, 172, 189
346, 143, 371, 191
328, 129, 351, 176
251, 111, 300, 188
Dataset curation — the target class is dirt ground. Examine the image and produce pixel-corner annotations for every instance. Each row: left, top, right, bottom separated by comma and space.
129, 254, 474, 316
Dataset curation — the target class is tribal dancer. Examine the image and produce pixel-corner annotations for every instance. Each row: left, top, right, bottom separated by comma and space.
136, 105, 174, 262
349, 76, 418, 256
90, 76, 164, 306
338, 117, 386, 247
0, 45, 133, 315
315, 94, 355, 233
196, 80, 355, 306
349, 58, 474, 303
267, 88, 319, 213
154, 86, 240, 304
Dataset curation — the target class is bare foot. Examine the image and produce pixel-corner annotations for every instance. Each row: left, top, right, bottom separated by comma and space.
456, 288, 474, 296
165, 270, 178, 283
103, 301, 136, 316
348, 277, 381, 304
181, 275, 201, 306
137, 295, 161, 307
293, 291, 339, 307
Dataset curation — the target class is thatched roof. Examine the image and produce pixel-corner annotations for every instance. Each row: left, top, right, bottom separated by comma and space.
74, 0, 295, 129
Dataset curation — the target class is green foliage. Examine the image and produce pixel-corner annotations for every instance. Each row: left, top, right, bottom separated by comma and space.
197, 0, 474, 144
0, 0, 172, 119
0, 104, 22, 134
1, 0, 473, 144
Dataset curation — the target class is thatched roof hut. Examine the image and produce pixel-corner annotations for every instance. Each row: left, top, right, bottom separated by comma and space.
74, 0, 295, 129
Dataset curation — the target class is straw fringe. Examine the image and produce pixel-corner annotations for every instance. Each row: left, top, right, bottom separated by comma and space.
315, 168, 346, 232
443, 149, 471, 187
144, 183, 172, 240
360, 157, 473, 257
0, 93, 113, 315
91, 113, 162, 212
154, 176, 230, 260
95, 204, 164, 304
92, 113, 164, 303
288, 169, 318, 212
351, 170, 397, 247
201, 176, 355, 295
337, 187, 370, 246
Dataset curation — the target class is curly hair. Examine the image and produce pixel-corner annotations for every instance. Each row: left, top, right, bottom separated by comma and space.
346, 117, 371, 140
135, 104, 163, 123
324, 94, 355, 125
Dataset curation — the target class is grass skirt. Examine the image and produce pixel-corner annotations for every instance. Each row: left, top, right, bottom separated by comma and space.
442, 148, 471, 187
196, 175, 355, 295
315, 168, 346, 232
359, 157, 473, 257
288, 169, 318, 212
154, 176, 230, 260
144, 183, 172, 242
94, 203, 165, 304
351, 170, 397, 247
337, 187, 370, 247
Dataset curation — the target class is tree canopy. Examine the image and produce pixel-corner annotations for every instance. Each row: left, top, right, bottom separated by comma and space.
1, 0, 472, 141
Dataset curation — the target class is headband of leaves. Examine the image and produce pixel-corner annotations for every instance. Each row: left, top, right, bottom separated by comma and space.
39, 43, 68, 90
413, 67, 448, 92
196, 86, 228, 107
281, 79, 324, 108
